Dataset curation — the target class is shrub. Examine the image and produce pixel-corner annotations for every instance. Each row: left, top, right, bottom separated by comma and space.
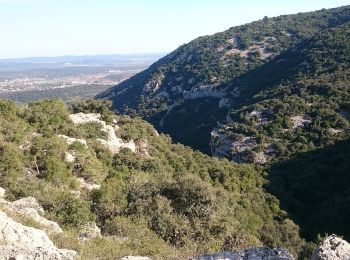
45, 193, 96, 228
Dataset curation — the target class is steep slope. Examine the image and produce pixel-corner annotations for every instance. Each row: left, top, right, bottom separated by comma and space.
211, 21, 350, 164
97, 5, 350, 153
0, 99, 313, 259
268, 139, 350, 241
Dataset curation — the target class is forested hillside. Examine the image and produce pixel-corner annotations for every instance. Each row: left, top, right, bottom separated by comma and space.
95, 5, 350, 251
0, 99, 314, 259
268, 139, 350, 242
98, 5, 350, 154
211, 22, 350, 164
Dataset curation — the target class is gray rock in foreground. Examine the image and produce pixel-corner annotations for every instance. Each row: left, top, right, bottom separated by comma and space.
0, 211, 77, 260
195, 247, 295, 260
311, 234, 350, 260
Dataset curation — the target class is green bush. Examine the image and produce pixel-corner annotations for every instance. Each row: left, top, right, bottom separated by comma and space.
24, 99, 70, 135
45, 193, 96, 228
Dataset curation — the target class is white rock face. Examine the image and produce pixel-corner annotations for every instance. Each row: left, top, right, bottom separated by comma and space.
121, 257, 152, 260
290, 115, 311, 129
0, 196, 62, 235
0, 188, 75, 259
77, 177, 101, 191
0, 211, 77, 260
79, 222, 101, 241
97, 124, 136, 154
17, 207, 63, 235
65, 152, 76, 163
69, 113, 102, 125
58, 134, 87, 147
329, 128, 343, 135
0, 187, 5, 198
195, 247, 294, 260
69, 113, 137, 154
159, 102, 179, 127
11, 197, 44, 214
311, 235, 350, 260
183, 86, 226, 100
144, 72, 165, 93
254, 151, 267, 165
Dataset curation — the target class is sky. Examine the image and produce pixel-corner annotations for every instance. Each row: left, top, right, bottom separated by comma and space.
0, 0, 349, 59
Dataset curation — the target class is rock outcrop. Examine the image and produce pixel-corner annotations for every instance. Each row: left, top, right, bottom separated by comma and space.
79, 221, 101, 241
69, 113, 137, 154
194, 247, 295, 260
0, 195, 63, 235
121, 257, 152, 260
311, 235, 350, 260
0, 188, 77, 259
0, 211, 76, 260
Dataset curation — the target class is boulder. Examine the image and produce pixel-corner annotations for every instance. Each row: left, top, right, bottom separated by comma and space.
0, 211, 77, 260
0, 189, 63, 235
195, 252, 242, 260
12, 197, 45, 214
244, 247, 294, 259
311, 234, 350, 260
79, 222, 101, 241
195, 247, 294, 260
18, 207, 63, 234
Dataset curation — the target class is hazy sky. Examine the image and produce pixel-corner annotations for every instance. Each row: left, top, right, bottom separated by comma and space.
0, 0, 349, 59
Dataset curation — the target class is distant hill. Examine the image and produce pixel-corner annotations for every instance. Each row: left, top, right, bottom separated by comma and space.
0, 53, 164, 65
97, 5, 350, 159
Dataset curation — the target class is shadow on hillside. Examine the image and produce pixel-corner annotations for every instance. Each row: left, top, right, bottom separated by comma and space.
266, 139, 350, 242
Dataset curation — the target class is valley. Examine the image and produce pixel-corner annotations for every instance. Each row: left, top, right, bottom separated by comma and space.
0, 3, 350, 260
0, 54, 162, 103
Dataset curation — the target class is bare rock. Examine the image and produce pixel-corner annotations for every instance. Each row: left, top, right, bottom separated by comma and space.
311, 234, 350, 260
69, 113, 136, 154
0, 190, 62, 235
65, 152, 76, 163
79, 222, 101, 241
290, 115, 311, 130
69, 113, 102, 125
0, 211, 77, 260
57, 134, 87, 147
194, 247, 294, 260
0, 187, 5, 198
77, 177, 101, 191
18, 207, 63, 235
195, 252, 242, 260
121, 257, 152, 260
97, 124, 136, 153
244, 247, 294, 259
12, 197, 44, 214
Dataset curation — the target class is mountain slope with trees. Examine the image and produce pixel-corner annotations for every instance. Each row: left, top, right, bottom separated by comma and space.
95, 5, 350, 249
211, 21, 350, 164
97, 5, 350, 154
268, 139, 350, 242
